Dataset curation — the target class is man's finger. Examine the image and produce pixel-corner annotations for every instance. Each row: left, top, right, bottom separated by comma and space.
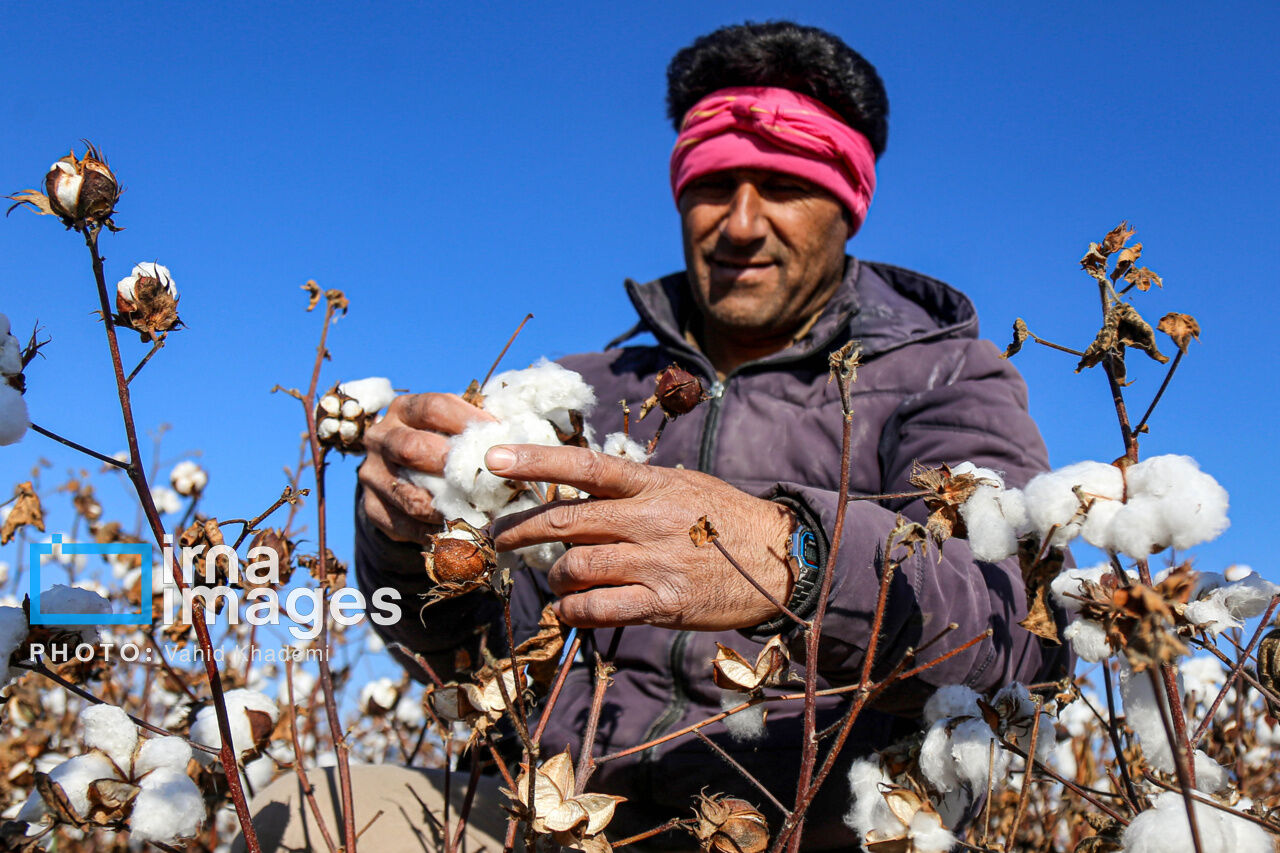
394, 392, 495, 434
546, 543, 651, 596
361, 487, 437, 544
485, 444, 653, 500
553, 585, 656, 628
358, 456, 440, 522
491, 497, 633, 551
374, 425, 450, 474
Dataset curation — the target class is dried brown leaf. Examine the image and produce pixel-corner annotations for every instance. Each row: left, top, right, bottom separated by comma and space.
1100, 221, 1135, 255
1124, 266, 1163, 292
690, 516, 719, 548
1157, 312, 1200, 353
1017, 538, 1064, 643
1001, 318, 1030, 359
1, 482, 45, 545
301, 280, 322, 311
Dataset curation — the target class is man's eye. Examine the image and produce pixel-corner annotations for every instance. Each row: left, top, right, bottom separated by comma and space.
764, 178, 808, 194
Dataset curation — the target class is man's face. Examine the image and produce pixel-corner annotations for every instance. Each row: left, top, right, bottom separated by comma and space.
679, 168, 849, 354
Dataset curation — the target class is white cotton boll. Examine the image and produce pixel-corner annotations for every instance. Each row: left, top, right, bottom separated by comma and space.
115, 274, 137, 302
133, 736, 193, 777
360, 678, 398, 713
919, 722, 962, 793
958, 485, 1019, 562
338, 420, 359, 442
339, 377, 396, 414
950, 461, 1004, 484
151, 485, 181, 515
319, 394, 341, 415
908, 810, 956, 853
1119, 666, 1174, 774
1023, 461, 1124, 546
924, 685, 982, 726
1063, 619, 1113, 663
1127, 455, 1230, 551
446, 414, 560, 515
404, 471, 487, 527
1184, 597, 1240, 635
80, 704, 137, 770
1079, 497, 1123, 551
243, 754, 276, 792
0, 385, 29, 446
1122, 790, 1271, 853
0, 606, 28, 687
0, 326, 22, 377
1213, 573, 1278, 620
949, 717, 1007, 792
602, 432, 651, 463
394, 694, 425, 727
317, 417, 340, 440
1109, 496, 1171, 559
41, 585, 112, 637
720, 689, 765, 742
170, 460, 207, 496
341, 398, 363, 419
844, 758, 901, 840
128, 766, 205, 843
20, 752, 119, 823
481, 359, 596, 422
190, 689, 279, 765
1193, 750, 1228, 793
1179, 656, 1226, 702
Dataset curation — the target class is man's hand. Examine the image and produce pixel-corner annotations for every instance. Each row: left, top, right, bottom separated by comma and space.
358, 393, 496, 543
487, 444, 797, 631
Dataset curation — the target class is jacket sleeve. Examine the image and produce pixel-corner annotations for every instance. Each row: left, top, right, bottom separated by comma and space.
353, 484, 549, 684
758, 339, 1070, 715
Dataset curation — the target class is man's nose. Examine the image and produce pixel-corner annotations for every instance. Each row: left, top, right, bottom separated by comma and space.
722, 180, 768, 243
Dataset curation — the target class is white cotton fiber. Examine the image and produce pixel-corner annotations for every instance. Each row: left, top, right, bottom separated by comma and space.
908, 810, 956, 853
1184, 572, 1279, 635
0, 385, 28, 446
0, 606, 28, 687
133, 736, 193, 778
18, 752, 119, 823
1023, 461, 1124, 547
481, 358, 596, 429
844, 758, 902, 840
602, 432, 650, 463
720, 689, 765, 742
190, 689, 279, 764
128, 766, 205, 843
494, 494, 565, 571
1051, 564, 1136, 614
919, 721, 962, 793
1122, 790, 1271, 853
1063, 619, 1112, 663
40, 584, 112, 642
958, 484, 1020, 562
1127, 455, 1230, 550
1118, 665, 1175, 773
338, 377, 396, 414
949, 717, 1008, 792
444, 414, 560, 515
80, 704, 137, 769
924, 685, 981, 726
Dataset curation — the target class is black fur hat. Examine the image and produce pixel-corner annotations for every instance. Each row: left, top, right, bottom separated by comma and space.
666, 21, 889, 160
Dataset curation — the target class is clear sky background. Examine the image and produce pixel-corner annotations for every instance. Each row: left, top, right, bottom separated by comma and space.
2, 0, 1278, 594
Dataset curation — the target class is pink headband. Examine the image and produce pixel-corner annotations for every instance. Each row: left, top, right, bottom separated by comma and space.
670, 86, 877, 234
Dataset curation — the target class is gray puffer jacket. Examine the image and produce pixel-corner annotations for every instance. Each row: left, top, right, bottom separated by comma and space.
355, 257, 1068, 847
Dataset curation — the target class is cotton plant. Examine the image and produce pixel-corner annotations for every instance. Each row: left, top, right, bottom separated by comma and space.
404, 358, 653, 570
15, 704, 204, 845
0, 312, 29, 446
844, 682, 1053, 850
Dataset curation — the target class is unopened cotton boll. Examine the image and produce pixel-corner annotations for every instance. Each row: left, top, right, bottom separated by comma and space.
0, 384, 29, 446
80, 704, 137, 769
128, 766, 205, 843
339, 377, 396, 415
602, 431, 650, 463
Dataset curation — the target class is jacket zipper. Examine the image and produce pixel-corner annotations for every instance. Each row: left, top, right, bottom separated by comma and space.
637, 378, 727, 762
633, 315, 852, 774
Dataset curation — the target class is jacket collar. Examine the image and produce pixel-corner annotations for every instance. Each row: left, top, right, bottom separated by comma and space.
614, 257, 979, 373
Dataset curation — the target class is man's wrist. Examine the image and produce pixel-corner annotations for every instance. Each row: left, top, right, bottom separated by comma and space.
749, 495, 829, 636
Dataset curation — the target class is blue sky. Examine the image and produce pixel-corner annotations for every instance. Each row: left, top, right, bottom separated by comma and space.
2, 0, 1278, 592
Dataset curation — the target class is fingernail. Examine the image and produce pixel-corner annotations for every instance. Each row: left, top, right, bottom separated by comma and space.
486, 446, 517, 472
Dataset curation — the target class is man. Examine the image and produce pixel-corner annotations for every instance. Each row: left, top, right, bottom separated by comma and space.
246, 20, 1065, 850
